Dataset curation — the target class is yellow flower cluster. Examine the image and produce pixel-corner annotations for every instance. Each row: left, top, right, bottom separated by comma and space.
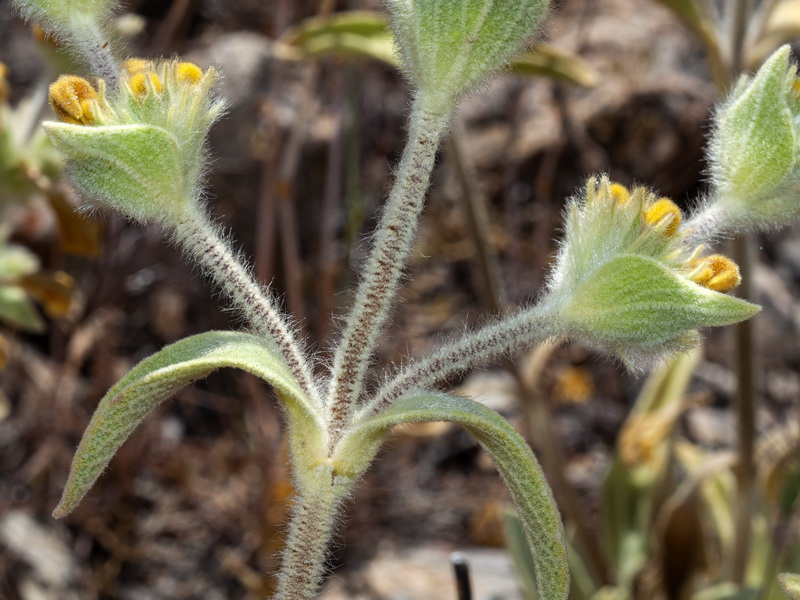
607, 182, 740, 294
47, 57, 206, 125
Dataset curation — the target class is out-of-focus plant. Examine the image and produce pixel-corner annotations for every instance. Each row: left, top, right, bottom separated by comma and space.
17, 0, 800, 599
0, 56, 88, 364
506, 348, 800, 600
276, 10, 599, 87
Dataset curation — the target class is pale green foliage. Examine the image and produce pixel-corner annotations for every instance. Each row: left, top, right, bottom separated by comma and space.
43, 63, 224, 224
385, 0, 548, 111
0, 234, 45, 333
280, 11, 597, 89
10, 0, 780, 598
337, 391, 569, 600
54, 331, 321, 518
45, 123, 189, 223
549, 177, 758, 367
560, 254, 758, 364
708, 45, 800, 231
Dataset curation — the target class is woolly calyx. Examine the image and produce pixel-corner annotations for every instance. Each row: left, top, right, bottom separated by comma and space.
550, 177, 759, 367
43, 61, 226, 225
386, 0, 548, 112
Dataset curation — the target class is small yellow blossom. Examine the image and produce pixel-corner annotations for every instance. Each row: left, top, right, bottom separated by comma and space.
689, 254, 741, 293
48, 75, 99, 125
123, 58, 150, 76
644, 197, 681, 236
129, 71, 163, 99
176, 62, 204, 85
609, 183, 630, 206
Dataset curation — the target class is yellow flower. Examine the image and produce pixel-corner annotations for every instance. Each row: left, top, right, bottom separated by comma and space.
644, 197, 681, 237
48, 75, 99, 125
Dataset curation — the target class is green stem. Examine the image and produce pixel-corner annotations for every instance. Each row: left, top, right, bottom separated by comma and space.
327, 98, 452, 438
726, 0, 757, 585
363, 300, 564, 417
69, 15, 119, 90
272, 467, 348, 600
731, 233, 757, 584
172, 211, 321, 408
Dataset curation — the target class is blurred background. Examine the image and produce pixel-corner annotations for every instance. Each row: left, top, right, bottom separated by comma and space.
2, 0, 800, 598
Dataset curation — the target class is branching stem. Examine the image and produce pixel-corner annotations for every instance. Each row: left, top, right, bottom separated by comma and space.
327, 98, 452, 439
362, 301, 563, 418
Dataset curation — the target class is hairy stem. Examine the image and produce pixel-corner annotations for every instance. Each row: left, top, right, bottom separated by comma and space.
327, 99, 452, 438
70, 15, 119, 91
272, 468, 347, 600
362, 301, 563, 417
172, 211, 321, 407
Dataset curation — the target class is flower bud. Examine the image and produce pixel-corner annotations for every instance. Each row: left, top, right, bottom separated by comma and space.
48, 75, 99, 125
644, 198, 681, 237
549, 177, 759, 367
43, 60, 226, 224
707, 45, 800, 232
386, 0, 548, 112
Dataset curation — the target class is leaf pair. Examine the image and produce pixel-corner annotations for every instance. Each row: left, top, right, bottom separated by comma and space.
54, 330, 570, 600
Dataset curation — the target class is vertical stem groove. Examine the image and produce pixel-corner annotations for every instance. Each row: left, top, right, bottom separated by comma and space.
327, 99, 451, 437
173, 212, 321, 407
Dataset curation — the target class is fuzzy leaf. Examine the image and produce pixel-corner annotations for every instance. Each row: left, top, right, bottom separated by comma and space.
386, 0, 548, 110
341, 392, 569, 600
561, 254, 760, 360
713, 45, 796, 202
54, 331, 320, 518
43, 123, 190, 224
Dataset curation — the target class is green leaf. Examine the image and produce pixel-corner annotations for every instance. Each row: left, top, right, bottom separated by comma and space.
504, 507, 540, 600
713, 46, 796, 203
283, 11, 390, 45
0, 285, 45, 333
54, 331, 321, 518
510, 45, 598, 87
562, 254, 760, 360
387, 0, 549, 111
43, 123, 190, 224
278, 12, 398, 65
340, 392, 569, 600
